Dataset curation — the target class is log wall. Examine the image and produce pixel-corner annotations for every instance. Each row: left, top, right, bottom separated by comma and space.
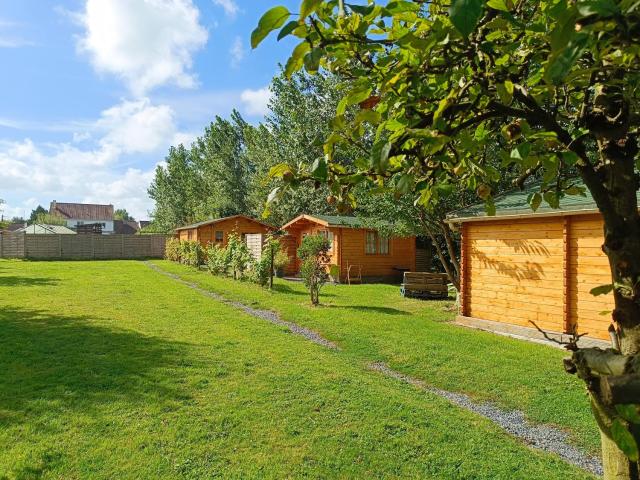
463, 214, 613, 340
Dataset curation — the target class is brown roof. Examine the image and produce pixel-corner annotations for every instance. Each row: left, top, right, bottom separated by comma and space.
175, 214, 274, 231
50, 201, 114, 221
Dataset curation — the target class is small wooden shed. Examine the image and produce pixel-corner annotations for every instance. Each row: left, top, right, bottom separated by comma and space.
280, 214, 416, 283
447, 182, 627, 341
175, 215, 274, 248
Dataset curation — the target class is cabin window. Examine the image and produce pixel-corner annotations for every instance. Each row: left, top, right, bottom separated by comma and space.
215, 230, 224, 242
319, 230, 334, 250
187, 230, 193, 240
379, 236, 389, 254
365, 231, 389, 255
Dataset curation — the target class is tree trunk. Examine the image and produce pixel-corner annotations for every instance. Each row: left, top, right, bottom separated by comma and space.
575, 83, 640, 478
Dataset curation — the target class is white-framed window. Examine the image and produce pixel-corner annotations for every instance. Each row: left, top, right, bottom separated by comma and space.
365, 231, 390, 255
319, 230, 334, 250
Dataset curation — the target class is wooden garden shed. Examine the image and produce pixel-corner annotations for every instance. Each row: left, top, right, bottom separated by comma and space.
280, 214, 416, 283
447, 182, 630, 341
175, 215, 274, 247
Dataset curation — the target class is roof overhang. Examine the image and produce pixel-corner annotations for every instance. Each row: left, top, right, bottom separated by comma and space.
175, 215, 274, 232
280, 214, 330, 231
446, 207, 600, 225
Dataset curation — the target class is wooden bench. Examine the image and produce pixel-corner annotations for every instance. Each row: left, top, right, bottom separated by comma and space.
400, 272, 449, 299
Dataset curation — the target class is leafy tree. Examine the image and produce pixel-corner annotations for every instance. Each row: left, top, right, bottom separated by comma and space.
29, 205, 47, 223
148, 145, 206, 232
245, 72, 359, 224
34, 213, 65, 226
254, 0, 640, 474
298, 234, 331, 305
191, 111, 253, 217
10, 217, 25, 224
114, 209, 134, 221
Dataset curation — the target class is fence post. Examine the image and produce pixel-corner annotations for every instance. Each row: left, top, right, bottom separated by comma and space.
91, 234, 95, 259
121, 235, 125, 258
59, 234, 62, 258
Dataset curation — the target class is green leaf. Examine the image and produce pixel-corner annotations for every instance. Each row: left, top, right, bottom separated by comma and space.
354, 109, 382, 125
372, 141, 392, 172
611, 419, 639, 462
277, 20, 299, 41
496, 81, 514, 105
577, 0, 620, 17
487, 0, 511, 11
346, 3, 375, 15
251, 6, 291, 49
529, 192, 542, 211
395, 174, 413, 195
301, 0, 323, 18
449, 0, 484, 38
284, 42, 311, 78
310, 156, 328, 181
268, 163, 292, 178
546, 32, 589, 85
616, 405, 640, 424
590, 284, 614, 296
304, 48, 323, 73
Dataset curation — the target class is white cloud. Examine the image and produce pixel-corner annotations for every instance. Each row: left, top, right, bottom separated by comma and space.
229, 36, 245, 68
240, 87, 271, 116
77, 0, 208, 95
213, 0, 240, 19
0, 98, 183, 220
0, 18, 35, 48
97, 98, 176, 154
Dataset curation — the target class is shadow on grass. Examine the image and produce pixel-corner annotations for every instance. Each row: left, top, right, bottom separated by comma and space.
272, 283, 335, 298
325, 305, 410, 316
0, 276, 59, 287
0, 306, 187, 428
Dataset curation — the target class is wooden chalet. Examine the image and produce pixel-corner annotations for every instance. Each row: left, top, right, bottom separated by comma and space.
175, 215, 274, 247
280, 214, 416, 283
447, 181, 631, 341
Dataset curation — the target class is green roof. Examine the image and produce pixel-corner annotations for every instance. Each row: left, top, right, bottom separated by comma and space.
311, 214, 363, 228
448, 179, 640, 222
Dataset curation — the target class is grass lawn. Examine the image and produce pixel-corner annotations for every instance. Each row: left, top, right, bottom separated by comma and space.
0, 260, 596, 479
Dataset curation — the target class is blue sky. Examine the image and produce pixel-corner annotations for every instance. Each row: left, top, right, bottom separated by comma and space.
0, 0, 298, 220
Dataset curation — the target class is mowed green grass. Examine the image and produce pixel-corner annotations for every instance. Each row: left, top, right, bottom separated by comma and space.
0, 260, 594, 479
153, 260, 600, 455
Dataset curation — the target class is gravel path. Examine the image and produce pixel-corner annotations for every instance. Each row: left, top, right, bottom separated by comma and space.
369, 362, 603, 476
145, 262, 338, 349
146, 261, 601, 476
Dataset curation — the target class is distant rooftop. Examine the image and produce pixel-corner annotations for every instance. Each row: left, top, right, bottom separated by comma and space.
50, 201, 114, 221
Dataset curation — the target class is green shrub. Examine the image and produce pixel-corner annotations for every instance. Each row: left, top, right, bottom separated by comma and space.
206, 243, 229, 275
250, 255, 271, 287
179, 240, 204, 267
225, 234, 253, 280
297, 234, 331, 305
165, 238, 181, 262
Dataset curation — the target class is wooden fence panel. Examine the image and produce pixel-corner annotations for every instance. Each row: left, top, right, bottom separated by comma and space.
0, 233, 167, 259
0, 232, 25, 258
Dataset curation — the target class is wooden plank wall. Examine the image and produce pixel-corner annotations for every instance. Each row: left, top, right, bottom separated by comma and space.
0, 234, 167, 259
465, 214, 613, 340
466, 218, 565, 333
568, 214, 613, 339
338, 228, 416, 280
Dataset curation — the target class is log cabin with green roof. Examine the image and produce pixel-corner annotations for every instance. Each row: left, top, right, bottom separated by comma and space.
280, 214, 416, 283
447, 181, 638, 342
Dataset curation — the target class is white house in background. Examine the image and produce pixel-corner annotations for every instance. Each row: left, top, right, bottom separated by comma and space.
49, 201, 115, 234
